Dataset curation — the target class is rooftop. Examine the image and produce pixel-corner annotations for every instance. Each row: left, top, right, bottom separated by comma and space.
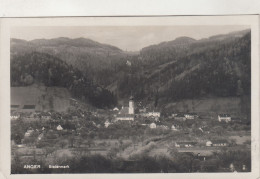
23, 105, 36, 109
211, 139, 228, 144
119, 107, 129, 115
176, 141, 197, 145
218, 114, 231, 117
117, 114, 135, 118
129, 96, 134, 100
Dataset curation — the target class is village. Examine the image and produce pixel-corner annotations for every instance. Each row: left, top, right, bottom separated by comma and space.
11, 96, 251, 172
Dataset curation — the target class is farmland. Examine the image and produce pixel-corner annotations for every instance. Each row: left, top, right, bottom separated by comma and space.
11, 108, 251, 173
11, 85, 71, 112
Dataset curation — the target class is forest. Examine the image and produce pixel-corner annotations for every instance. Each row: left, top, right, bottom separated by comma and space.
10, 30, 251, 109
114, 32, 251, 103
11, 52, 117, 108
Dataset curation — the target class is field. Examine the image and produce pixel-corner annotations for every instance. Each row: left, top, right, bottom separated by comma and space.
163, 96, 249, 115
11, 84, 71, 112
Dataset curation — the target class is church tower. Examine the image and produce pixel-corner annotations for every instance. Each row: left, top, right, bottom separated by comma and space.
129, 96, 134, 114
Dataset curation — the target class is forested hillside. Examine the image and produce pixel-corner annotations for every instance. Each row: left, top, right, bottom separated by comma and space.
11, 52, 117, 108
11, 30, 251, 109
11, 37, 131, 86
114, 31, 251, 105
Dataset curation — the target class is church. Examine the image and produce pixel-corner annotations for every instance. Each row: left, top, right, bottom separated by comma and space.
115, 96, 135, 121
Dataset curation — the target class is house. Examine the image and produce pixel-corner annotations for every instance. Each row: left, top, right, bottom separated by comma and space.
175, 141, 197, 148
149, 122, 157, 129
116, 114, 135, 121
37, 133, 44, 140
171, 124, 178, 131
41, 113, 51, 120
104, 120, 112, 128
194, 151, 213, 161
209, 139, 228, 147
171, 113, 178, 118
184, 113, 198, 120
113, 107, 119, 111
157, 125, 169, 130
139, 108, 146, 113
206, 140, 213, 147
116, 96, 135, 121
24, 128, 34, 137
147, 111, 160, 118
174, 114, 186, 121
10, 111, 20, 120
139, 113, 149, 117
218, 114, 231, 122
57, 125, 63, 131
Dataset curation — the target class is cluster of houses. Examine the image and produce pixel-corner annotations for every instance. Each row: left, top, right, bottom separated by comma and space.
175, 139, 229, 148
114, 96, 161, 122
106, 96, 235, 132
11, 111, 52, 121
171, 113, 199, 121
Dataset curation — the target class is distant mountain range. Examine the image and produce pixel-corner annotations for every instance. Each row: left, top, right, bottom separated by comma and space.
11, 29, 251, 110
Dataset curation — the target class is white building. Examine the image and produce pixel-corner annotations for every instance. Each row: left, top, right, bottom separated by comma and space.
57, 125, 63, 131
149, 122, 157, 129
211, 140, 228, 146
171, 113, 178, 117
113, 107, 119, 111
116, 114, 134, 121
147, 111, 160, 118
24, 128, 34, 137
218, 114, 231, 122
175, 141, 197, 148
171, 125, 178, 131
184, 113, 197, 120
206, 141, 212, 147
104, 120, 112, 128
11, 113, 20, 120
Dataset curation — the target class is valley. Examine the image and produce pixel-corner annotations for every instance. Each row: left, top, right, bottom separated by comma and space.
10, 29, 251, 173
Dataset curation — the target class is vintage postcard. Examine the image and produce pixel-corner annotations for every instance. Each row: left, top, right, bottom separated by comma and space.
0, 16, 259, 178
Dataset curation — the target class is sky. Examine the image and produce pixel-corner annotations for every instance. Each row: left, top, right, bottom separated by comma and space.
11, 26, 249, 51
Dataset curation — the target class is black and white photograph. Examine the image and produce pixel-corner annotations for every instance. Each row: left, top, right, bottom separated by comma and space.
0, 16, 259, 176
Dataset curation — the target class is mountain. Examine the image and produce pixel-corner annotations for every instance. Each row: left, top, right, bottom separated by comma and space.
11, 52, 117, 108
11, 37, 130, 86
140, 29, 250, 67
114, 30, 251, 109
11, 29, 251, 113
29, 37, 122, 51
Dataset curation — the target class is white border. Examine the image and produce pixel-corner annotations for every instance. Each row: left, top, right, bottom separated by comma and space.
0, 0, 260, 17
0, 16, 259, 179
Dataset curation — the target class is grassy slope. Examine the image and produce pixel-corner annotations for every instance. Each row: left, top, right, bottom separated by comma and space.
162, 96, 250, 117
11, 84, 71, 112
